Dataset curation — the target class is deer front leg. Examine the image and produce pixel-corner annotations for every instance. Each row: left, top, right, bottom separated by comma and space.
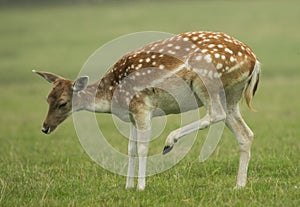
132, 111, 151, 191
126, 124, 137, 189
136, 127, 151, 191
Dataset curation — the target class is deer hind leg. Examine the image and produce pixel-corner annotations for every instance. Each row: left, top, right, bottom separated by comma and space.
226, 104, 254, 188
163, 90, 226, 154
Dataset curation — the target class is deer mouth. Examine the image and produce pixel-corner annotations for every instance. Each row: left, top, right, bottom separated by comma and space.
41, 126, 56, 134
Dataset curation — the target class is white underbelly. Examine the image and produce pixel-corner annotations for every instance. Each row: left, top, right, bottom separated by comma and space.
150, 87, 203, 116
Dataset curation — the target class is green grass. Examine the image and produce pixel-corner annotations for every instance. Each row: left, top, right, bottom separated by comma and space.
0, 1, 299, 206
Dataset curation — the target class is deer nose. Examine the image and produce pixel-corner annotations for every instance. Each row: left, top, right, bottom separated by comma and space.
42, 126, 50, 134
42, 123, 51, 134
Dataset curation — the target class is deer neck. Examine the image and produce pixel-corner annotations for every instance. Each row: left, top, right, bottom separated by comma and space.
73, 80, 112, 113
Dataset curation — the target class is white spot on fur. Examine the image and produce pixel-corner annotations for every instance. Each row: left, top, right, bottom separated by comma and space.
224, 48, 233, 54
204, 54, 212, 63
214, 72, 221, 78
199, 33, 205, 38
216, 63, 223, 70
196, 55, 202, 61
224, 38, 233, 43
168, 50, 176, 55
214, 53, 220, 58
159, 65, 165, 70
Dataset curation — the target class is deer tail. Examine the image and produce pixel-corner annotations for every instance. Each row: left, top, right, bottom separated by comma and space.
244, 60, 261, 111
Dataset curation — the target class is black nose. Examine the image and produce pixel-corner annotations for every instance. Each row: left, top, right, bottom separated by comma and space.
42, 126, 50, 134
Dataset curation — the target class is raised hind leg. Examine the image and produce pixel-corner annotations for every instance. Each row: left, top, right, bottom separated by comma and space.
163, 91, 226, 154
162, 54, 227, 154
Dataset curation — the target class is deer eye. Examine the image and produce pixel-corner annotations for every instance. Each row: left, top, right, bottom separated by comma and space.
58, 102, 67, 109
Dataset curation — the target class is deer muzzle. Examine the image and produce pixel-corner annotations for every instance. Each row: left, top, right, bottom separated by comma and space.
41, 122, 56, 134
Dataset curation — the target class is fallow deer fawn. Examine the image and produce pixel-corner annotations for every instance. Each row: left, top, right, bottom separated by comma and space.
33, 31, 260, 190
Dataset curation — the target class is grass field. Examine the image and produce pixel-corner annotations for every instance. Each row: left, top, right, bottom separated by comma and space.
0, 1, 299, 206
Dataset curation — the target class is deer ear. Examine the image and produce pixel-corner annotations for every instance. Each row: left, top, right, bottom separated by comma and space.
32, 70, 61, 83
73, 76, 89, 92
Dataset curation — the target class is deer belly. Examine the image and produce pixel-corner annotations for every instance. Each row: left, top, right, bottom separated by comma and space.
150, 87, 203, 115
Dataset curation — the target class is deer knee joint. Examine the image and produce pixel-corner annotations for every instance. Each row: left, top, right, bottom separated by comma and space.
137, 142, 149, 157
210, 112, 226, 124
128, 141, 137, 156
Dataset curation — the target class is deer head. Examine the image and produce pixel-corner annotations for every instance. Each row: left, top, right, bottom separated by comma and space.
33, 70, 89, 134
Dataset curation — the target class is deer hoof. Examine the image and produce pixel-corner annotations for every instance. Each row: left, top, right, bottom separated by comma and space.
162, 145, 173, 155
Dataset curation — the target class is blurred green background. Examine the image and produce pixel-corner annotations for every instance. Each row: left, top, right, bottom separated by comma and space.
0, 0, 299, 206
